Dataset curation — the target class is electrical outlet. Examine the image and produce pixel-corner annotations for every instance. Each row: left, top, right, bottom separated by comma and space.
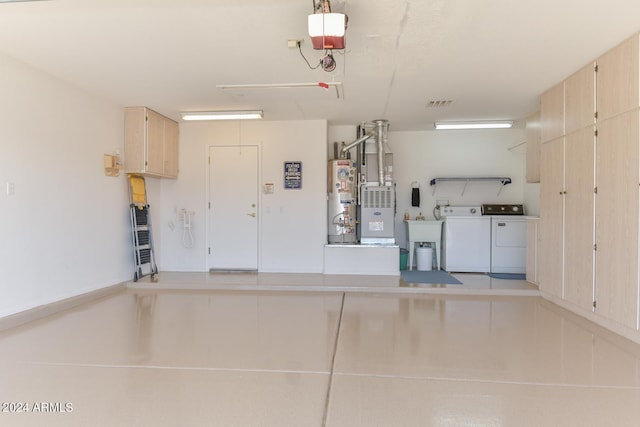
436, 199, 449, 206
288, 39, 302, 48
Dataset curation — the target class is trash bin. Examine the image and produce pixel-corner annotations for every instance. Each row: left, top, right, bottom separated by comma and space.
416, 247, 433, 271
399, 248, 408, 270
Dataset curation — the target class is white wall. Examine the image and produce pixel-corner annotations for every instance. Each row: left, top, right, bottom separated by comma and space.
131, 116, 533, 277
158, 120, 328, 273
391, 128, 528, 247
0, 53, 131, 317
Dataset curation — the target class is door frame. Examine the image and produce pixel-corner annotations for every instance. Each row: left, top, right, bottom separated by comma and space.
205, 144, 261, 271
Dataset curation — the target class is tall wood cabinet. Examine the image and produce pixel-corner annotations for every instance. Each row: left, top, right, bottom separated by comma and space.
539, 80, 568, 300
539, 136, 564, 299
526, 218, 539, 284
595, 110, 639, 328
594, 34, 640, 330
563, 126, 595, 311
539, 64, 596, 310
539, 129, 595, 309
125, 107, 179, 179
539, 32, 640, 337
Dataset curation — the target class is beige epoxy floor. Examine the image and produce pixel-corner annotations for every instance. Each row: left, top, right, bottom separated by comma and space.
0, 273, 639, 426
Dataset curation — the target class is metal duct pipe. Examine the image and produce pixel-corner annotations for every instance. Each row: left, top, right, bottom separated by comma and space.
340, 129, 375, 154
341, 119, 390, 185
374, 120, 388, 185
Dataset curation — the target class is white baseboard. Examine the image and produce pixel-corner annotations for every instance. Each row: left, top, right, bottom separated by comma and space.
0, 283, 126, 332
540, 291, 640, 346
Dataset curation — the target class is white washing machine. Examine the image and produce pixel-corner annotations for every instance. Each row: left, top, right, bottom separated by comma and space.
441, 206, 491, 273
482, 204, 526, 274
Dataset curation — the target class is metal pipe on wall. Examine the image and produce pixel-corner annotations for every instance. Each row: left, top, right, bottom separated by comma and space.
375, 120, 387, 186
341, 129, 375, 155
341, 119, 389, 186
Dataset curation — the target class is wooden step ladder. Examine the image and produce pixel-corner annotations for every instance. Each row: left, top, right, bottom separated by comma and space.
128, 174, 158, 282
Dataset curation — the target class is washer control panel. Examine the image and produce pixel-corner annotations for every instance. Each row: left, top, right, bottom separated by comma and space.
440, 206, 483, 217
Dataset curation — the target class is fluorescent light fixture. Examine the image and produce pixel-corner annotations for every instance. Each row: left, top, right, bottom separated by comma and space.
434, 121, 513, 130
216, 82, 344, 99
217, 82, 342, 89
181, 110, 263, 121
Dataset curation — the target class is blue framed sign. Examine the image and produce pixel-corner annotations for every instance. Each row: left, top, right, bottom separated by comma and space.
284, 161, 302, 189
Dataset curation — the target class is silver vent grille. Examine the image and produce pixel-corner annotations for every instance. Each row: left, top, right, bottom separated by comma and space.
427, 100, 454, 108
362, 187, 393, 209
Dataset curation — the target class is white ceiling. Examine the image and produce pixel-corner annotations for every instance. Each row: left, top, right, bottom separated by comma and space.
0, 0, 639, 130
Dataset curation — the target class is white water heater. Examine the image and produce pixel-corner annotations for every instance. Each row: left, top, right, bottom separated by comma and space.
328, 159, 357, 243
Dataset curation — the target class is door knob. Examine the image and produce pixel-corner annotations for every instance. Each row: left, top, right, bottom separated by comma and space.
247, 213, 256, 218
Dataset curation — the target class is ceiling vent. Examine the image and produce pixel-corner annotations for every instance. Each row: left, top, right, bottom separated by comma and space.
427, 100, 454, 108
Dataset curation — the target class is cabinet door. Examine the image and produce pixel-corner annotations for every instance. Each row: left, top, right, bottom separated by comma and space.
526, 219, 539, 284
540, 82, 564, 142
565, 62, 595, 135
563, 127, 595, 311
124, 107, 146, 173
146, 109, 165, 175
539, 138, 564, 298
595, 110, 639, 329
526, 112, 541, 183
596, 34, 639, 122
163, 119, 179, 178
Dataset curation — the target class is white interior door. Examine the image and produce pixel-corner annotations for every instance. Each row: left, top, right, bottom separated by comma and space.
208, 145, 258, 270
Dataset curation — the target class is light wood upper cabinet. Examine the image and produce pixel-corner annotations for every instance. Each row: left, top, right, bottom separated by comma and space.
596, 33, 639, 122
145, 109, 166, 176
565, 62, 596, 134
526, 111, 541, 183
125, 107, 179, 179
540, 82, 565, 142
163, 119, 179, 178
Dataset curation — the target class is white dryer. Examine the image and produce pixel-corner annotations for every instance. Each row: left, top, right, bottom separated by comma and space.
441, 206, 491, 273
482, 204, 526, 274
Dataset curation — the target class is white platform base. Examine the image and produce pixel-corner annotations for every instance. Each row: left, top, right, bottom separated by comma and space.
324, 244, 400, 276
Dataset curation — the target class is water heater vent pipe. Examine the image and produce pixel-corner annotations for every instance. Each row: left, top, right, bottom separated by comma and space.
340, 119, 390, 185
340, 129, 375, 155
374, 120, 388, 185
